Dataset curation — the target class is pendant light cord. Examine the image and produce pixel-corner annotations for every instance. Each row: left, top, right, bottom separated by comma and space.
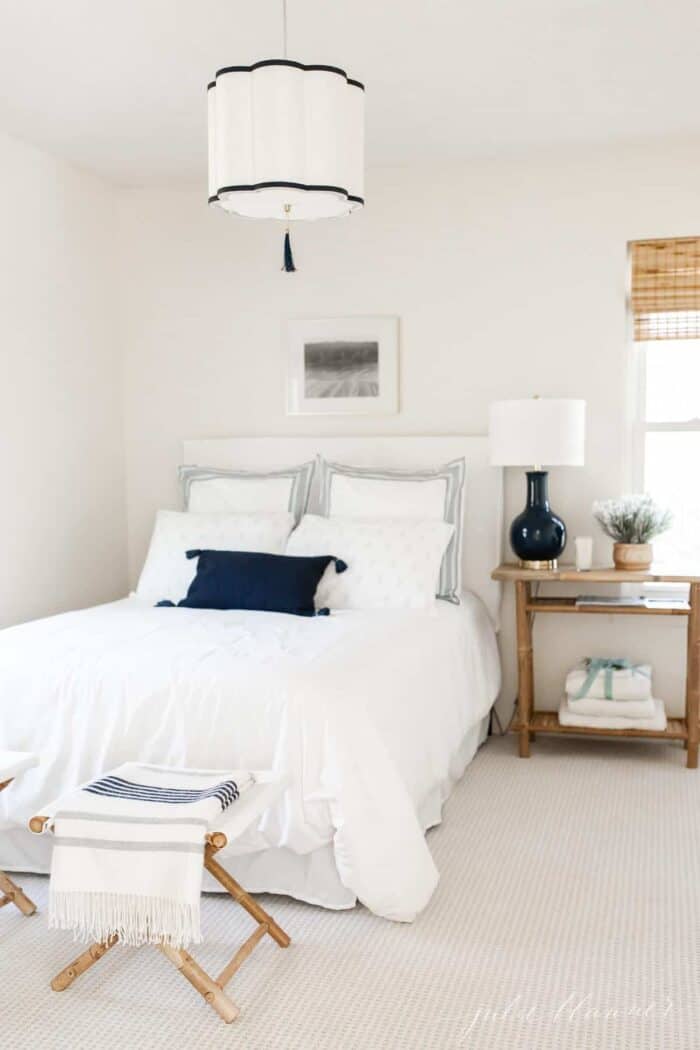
282, 0, 288, 58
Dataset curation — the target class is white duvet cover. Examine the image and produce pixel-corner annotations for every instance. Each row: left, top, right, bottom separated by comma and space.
0, 594, 500, 922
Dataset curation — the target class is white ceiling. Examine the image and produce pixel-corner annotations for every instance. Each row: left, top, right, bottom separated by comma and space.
1, 0, 699, 185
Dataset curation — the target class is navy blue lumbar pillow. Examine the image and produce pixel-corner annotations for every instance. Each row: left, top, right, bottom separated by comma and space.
168, 549, 347, 617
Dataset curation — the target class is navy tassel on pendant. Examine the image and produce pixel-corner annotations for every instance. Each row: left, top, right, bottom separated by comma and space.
283, 228, 296, 272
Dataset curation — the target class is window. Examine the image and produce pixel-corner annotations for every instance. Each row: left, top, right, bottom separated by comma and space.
629, 238, 700, 564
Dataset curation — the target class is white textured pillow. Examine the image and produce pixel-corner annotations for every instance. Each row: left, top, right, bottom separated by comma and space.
137, 510, 294, 604
286, 514, 454, 610
317, 457, 465, 603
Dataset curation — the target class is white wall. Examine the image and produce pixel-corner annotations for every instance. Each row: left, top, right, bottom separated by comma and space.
117, 141, 700, 719
0, 131, 127, 626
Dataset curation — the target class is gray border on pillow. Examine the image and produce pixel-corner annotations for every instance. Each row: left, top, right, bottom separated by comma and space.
317, 457, 466, 603
178, 462, 315, 525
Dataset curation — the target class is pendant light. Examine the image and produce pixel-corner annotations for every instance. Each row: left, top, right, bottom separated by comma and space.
207, 0, 365, 270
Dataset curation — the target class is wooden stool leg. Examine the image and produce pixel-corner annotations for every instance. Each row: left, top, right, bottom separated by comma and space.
217, 923, 268, 987
1, 779, 37, 915
0, 870, 36, 916
159, 943, 240, 1023
204, 851, 291, 948
51, 936, 118, 991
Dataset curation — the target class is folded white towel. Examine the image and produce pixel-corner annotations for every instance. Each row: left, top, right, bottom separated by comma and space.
565, 694, 656, 719
558, 698, 666, 732
565, 663, 652, 702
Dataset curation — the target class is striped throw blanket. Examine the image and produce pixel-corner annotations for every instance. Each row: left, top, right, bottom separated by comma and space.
48, 763, 254, 948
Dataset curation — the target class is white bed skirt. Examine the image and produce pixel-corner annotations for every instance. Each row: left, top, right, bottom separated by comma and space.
0, 716, 489, 911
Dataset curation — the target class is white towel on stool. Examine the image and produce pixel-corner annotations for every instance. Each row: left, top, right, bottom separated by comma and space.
558, 698, 667, 732
48, 763, 253, 948
565, 695, 656, 719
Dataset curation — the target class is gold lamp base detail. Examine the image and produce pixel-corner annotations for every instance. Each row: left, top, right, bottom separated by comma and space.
518, 558, 558, 570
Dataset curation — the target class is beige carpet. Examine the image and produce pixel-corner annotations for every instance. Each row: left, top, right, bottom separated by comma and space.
1, 735, 699, 1050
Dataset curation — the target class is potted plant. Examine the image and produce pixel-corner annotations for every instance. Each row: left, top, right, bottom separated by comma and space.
593, 495, 673, 570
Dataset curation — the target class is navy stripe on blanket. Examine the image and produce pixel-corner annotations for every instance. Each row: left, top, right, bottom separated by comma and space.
82, 775, 241, 811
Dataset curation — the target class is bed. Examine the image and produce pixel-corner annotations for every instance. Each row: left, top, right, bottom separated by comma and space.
0, 436, 502, 922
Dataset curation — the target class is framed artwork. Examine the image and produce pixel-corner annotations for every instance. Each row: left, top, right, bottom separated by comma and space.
286, 316, 399, 416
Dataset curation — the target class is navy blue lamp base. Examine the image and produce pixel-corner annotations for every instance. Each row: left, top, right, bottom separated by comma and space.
509, 470, 566, 569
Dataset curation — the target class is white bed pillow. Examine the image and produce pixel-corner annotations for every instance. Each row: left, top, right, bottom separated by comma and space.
317, 457, 465, 603
136, 510, 294, 604
286, 514, 454, 610
179, 462, 314, 524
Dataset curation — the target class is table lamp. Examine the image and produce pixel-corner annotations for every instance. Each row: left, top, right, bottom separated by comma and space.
489, 398, 586, 569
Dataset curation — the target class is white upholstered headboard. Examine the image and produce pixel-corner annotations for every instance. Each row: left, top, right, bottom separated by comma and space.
182, 436, 503, 626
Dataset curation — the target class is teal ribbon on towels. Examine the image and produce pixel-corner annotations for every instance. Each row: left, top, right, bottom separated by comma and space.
574, 658, 651, 701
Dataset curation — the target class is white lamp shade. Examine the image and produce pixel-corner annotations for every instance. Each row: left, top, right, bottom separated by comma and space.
489, 398, 586, 467
208, 60, 365, 221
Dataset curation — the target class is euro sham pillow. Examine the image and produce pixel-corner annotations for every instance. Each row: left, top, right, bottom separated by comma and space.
179, 462, 314, 524
316, 457, 465, 603
286, 514, 454, 610
136, 510, 295, 604
173, 550, 347, 616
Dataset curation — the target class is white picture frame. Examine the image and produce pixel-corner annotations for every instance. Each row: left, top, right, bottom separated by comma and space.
286, 316, 399, 416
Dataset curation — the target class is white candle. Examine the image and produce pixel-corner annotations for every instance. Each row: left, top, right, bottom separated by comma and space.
575, 536, 593, 571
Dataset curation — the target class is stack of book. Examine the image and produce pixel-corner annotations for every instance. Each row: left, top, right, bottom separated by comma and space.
575, 595, 688, 610
558, 658, 667, 730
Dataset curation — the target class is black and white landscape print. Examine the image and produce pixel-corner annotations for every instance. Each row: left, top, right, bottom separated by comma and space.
304, 340, 379, 399
287, 317, 398, 415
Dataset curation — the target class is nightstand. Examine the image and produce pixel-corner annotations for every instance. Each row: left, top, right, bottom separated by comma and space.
491, 564, 700, 768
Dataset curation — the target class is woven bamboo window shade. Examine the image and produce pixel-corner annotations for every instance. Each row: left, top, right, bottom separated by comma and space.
631, 237, 700, 340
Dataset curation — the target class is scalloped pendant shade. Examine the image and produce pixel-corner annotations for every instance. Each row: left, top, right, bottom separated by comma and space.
207, 59, 365, 223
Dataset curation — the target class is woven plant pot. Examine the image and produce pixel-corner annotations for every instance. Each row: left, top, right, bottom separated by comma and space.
613, 542, 653, 571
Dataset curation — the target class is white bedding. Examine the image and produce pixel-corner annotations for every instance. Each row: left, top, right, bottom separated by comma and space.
0, 594, 500, 921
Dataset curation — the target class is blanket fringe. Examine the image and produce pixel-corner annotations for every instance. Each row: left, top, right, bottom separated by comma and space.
49, 890, 201, 948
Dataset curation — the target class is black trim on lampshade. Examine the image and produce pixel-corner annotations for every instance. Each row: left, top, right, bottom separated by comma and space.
208, 59, 365, 91
210, 181, 364, 207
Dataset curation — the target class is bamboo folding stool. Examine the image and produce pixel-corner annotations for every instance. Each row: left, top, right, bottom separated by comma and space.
29, 773, 291, 1023
1, 751, 38, 918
